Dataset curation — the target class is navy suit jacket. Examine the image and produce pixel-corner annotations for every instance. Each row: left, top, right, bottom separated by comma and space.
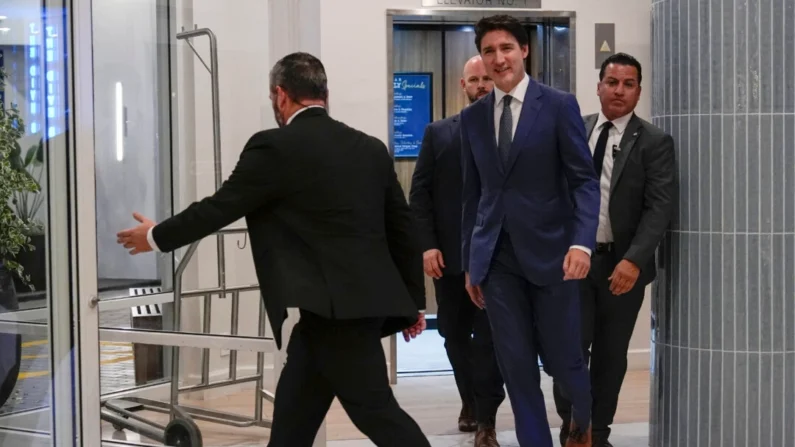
461, 78, 600, 286
409, 114, 463, 274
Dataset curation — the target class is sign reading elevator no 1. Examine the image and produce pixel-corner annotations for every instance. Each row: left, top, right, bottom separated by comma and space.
421, 0, 542, 8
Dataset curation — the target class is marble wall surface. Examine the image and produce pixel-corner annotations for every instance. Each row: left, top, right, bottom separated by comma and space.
650, 0, 795, 445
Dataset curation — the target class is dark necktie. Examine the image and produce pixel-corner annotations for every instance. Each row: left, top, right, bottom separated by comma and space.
592, 121, 614, 177
498, 95, 513, 167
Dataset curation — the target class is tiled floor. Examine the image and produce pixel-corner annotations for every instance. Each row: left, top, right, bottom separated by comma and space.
3, 290, 652, 447
1, 305, 137, 416
4, 301, 454, 416
328, 422, 650, 447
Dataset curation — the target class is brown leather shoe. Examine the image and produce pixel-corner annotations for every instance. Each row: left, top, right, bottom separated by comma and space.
474, 426, 500, 447
458, 405, 477, 432
564, 422, 592, 447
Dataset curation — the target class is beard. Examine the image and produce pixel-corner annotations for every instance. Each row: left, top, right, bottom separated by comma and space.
272, 102, 285, 128
468, 89, 488, 104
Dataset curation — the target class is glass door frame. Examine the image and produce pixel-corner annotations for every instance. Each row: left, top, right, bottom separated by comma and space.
69, 0, 102, 444
0, 0, 100, 444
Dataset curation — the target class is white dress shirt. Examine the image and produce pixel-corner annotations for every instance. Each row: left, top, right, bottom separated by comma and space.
146, 105, 325, 252
589, 111, 634, 244
492, 73, 591, 256
493, 73, 529, 145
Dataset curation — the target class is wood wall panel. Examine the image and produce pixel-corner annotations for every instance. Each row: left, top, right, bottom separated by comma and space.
443, 31, 479, 117
392, 29, 443, 313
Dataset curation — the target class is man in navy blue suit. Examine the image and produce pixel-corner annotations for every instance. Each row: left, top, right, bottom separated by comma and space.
410, 55, 505, 447
460, 15, 601, 447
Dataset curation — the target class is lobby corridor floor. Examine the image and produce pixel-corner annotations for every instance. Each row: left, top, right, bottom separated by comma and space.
328, 422, 649, 446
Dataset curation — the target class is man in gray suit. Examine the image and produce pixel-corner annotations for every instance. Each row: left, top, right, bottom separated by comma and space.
552, 53, 676, 447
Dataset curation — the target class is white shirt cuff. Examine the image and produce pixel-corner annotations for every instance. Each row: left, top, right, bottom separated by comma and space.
570, 245, 592, 256
147, 227, 161, 252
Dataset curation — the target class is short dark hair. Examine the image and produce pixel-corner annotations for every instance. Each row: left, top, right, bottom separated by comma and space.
269, 52, 328, 102
599, 53, 643, 85
474, 15, 529, 53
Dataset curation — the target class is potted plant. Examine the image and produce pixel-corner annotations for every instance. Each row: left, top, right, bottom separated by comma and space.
1, 67, 39, 293
0, 68, 36, 408
9, 138, 45, 294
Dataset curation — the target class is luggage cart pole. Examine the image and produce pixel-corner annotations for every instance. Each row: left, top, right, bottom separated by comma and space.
176, 26, 226, 299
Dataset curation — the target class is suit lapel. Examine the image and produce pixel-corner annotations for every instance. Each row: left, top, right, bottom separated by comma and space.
610, 114, 643, 194
584, 114, 598, 140
505, 79, 542, 175
475, 92, 504, 176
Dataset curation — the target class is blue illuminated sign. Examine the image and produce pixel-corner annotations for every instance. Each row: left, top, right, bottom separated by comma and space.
43, 23, 61, 139
28, 22, 40, 135
25, 19, 63, 139
392, 72, 433, 158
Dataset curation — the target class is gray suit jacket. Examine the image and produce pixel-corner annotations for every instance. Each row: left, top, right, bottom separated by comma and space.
584, 113, 677, 286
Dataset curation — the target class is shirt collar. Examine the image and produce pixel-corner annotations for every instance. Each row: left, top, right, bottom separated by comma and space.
286, 105, 325, 125
494, 72, 529, 106
596, 110, 634, 135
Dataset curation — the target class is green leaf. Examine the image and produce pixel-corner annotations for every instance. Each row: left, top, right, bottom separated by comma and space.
0, 67, 39, 287
24, 144, 37, 166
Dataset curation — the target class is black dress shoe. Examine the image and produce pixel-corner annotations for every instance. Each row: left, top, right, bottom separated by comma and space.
458, 405, 477, 432
592, 428, 612, 447
559, 423, 570, 446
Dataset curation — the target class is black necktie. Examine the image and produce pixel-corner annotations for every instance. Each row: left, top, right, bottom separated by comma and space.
592, 121, 614, 177
498, 95, 513, 167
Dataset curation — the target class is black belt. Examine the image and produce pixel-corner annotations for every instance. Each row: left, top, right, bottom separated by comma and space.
595, 242, 613, 253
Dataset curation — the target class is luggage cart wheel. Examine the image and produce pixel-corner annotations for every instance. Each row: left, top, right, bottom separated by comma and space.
164, 418, 202, 447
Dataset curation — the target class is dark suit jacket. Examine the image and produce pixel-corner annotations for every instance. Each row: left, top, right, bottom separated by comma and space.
151, 108, 425, 348
408, 114, 463, 275
461, 79, 601, 286
583, 113, 676, 286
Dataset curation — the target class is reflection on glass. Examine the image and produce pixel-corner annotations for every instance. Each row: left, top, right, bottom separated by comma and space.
527, 24, 544, 81
91, 5, 178, 438
93, 0, 173, 302
0, 0, 73, 442
549, 25, 572, 93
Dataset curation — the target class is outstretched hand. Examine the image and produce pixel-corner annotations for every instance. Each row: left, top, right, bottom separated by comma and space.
116, 212, 155, 255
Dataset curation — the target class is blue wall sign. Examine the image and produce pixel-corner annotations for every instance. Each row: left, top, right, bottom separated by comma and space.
392, 72, 433, 158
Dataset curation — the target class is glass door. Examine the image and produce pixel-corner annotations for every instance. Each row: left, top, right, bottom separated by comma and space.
82, 1, 293, 445
0, 0, 100, 444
